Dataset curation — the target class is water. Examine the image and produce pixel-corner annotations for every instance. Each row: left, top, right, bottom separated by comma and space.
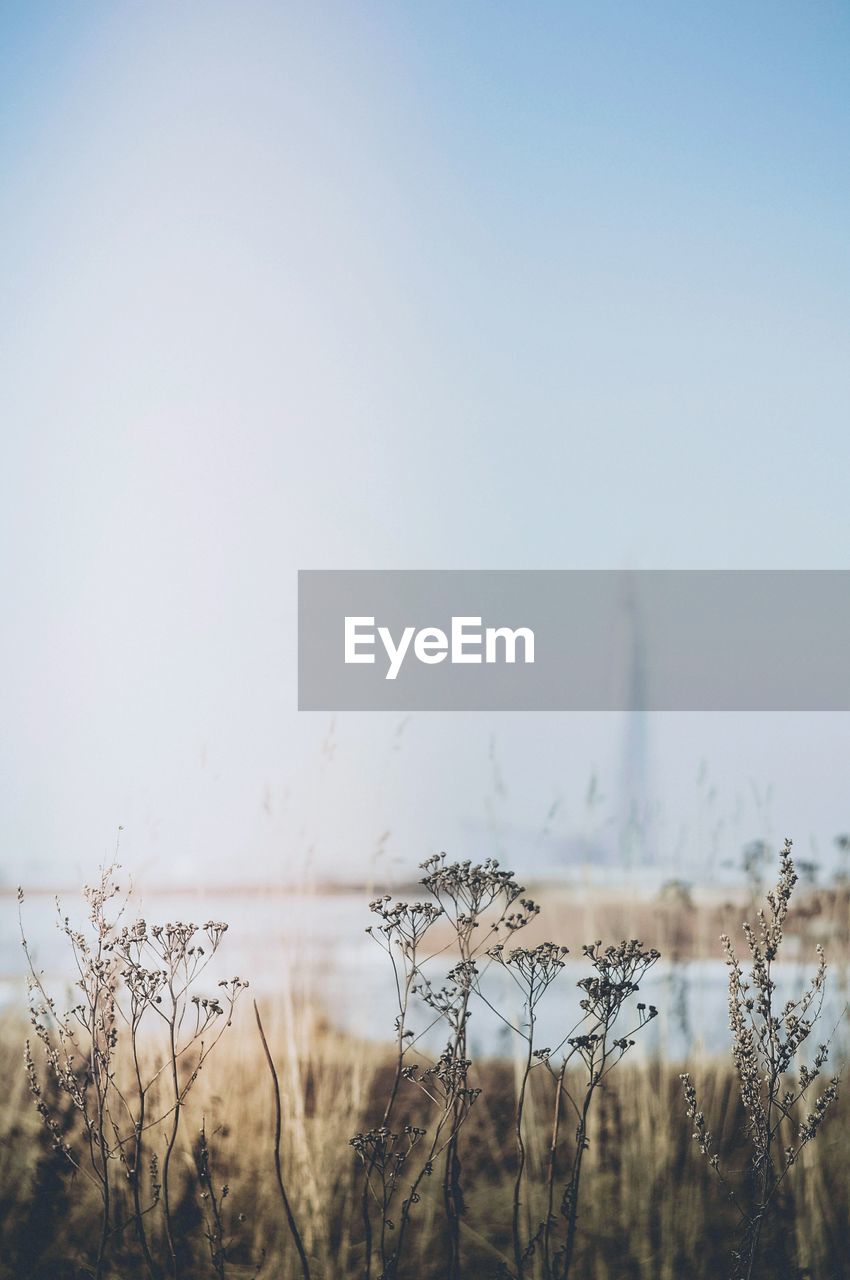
5, 889, 848, 1064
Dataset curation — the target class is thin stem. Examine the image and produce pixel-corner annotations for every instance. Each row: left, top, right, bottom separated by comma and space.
543, 1060, 567, 1279
254, 1001, 312, 1280
130, 1021, 159, 1280
512, 1029, 535, 1278
162, 989, 182, 1279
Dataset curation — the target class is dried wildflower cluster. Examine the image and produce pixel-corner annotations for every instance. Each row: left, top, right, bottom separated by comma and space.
354, 854, 660, 1280
355, 857, 531, 1280
488, 942, 570, 1010
19, 864, 248, 1280
681, 839, 840, 1280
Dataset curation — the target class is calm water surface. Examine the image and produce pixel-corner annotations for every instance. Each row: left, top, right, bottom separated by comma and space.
4, 890, 848, 1064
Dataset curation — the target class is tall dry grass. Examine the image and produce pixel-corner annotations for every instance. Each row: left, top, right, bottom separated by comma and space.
4, 1005, 850, 1279
3, 843, 848, 1280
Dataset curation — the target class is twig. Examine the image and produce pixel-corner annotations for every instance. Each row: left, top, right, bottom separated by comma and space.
253, 1000, 312, 1280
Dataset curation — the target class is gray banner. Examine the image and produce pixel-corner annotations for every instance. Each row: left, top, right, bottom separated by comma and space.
297, 570, 850, 711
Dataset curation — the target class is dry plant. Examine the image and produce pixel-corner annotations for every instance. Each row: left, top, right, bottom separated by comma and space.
482, 938, 659, 1279
254, 999, 312, 1280
352, 858, 537, 1280
194, 1118, 244, 1280
352, 855, 660, 1280
19, 864, 248, 1279
417, 855, 540, 1280
681, 838, 841, 1280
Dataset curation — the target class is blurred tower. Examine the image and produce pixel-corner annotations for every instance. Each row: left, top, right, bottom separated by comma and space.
618, 581, 653, 868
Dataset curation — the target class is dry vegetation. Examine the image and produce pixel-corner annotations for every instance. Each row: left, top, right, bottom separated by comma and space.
1, 843, 848, 1280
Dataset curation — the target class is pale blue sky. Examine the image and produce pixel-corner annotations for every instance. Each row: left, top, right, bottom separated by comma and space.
1, 2, 849, 885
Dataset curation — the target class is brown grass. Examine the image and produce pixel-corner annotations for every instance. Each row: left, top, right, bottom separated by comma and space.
2, 995, 849, 1280
4, 848, 849, 1280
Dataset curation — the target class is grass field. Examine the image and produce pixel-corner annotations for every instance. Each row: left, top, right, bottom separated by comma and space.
2, 847, 848, 1280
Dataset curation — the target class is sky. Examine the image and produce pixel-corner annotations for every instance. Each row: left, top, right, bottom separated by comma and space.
1, 1, 849, 887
